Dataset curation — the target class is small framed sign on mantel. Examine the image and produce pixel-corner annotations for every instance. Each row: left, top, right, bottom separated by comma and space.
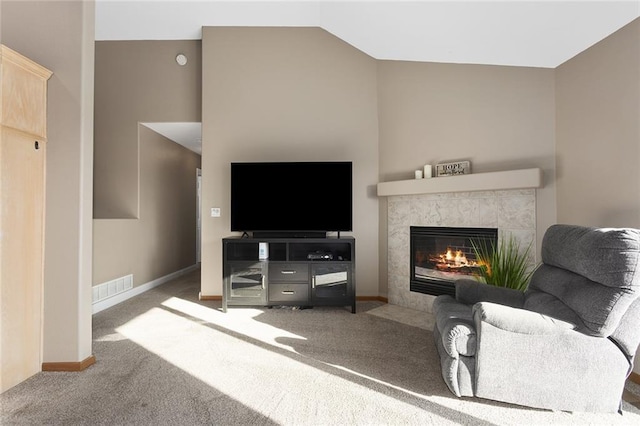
436, 161, 471, 177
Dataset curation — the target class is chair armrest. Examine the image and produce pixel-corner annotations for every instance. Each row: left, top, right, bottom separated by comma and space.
455, 279, 525, 308
472, 301, 577, 335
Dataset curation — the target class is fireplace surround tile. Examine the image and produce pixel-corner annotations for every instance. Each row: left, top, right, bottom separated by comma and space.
387, 188, 537, 313
497, 194, 536, 228
479, 197, 499, 226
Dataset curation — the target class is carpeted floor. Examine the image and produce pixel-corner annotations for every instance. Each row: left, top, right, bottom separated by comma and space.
2, 268, 640, 425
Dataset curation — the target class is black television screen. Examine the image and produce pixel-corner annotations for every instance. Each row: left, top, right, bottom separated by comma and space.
231, 161, 352, 235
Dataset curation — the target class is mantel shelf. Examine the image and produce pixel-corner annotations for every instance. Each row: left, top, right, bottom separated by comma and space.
377, 168, 543, 197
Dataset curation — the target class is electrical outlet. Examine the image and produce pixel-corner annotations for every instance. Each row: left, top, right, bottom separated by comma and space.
211, 207, 221, 217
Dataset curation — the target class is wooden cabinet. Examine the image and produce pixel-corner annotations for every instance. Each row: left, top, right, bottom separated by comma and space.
222, 237, 356, 313
0, 45, 52, 393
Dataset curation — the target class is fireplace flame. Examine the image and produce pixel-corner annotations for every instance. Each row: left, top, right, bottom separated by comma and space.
444, 249, 468, 266
430, 247, 483, 273
415, 247, 487, 276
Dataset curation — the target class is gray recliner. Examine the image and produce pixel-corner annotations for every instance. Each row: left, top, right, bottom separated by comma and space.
432, 224, 640, 413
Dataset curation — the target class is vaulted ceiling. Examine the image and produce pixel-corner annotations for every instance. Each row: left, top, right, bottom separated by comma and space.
97, 0, 640, 68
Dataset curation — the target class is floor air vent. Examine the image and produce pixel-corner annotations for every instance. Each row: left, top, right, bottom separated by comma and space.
92, 274, 133, 304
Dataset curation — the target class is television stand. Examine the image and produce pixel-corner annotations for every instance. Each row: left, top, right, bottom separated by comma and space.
222, 236, 355, 313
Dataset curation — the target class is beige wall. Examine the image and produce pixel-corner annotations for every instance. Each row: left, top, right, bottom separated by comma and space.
201, 27, 380, 297
556, 18, 640, 374
556, 19, 640, 227
94, 40, 202, 218
377, 61, 557, 296
93, 40, 202, 287
1, 0, 94, 363
93, 126, 201, 287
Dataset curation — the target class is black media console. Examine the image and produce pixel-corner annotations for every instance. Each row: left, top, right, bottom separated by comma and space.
222, 236, 356, 313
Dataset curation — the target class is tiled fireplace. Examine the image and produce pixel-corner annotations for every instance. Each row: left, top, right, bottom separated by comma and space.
387, 189, 536, 313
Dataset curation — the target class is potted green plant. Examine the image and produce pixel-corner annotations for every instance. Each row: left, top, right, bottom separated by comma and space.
471, 235, 538, 291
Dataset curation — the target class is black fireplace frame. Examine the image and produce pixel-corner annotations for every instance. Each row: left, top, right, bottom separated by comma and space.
410, 226, 498, 297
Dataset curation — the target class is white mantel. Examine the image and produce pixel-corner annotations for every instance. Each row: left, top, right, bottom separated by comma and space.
377, 168, 542, 197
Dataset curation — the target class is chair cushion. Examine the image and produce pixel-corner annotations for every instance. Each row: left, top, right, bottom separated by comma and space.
527, 225, 640, 336
523, 286, 585, 330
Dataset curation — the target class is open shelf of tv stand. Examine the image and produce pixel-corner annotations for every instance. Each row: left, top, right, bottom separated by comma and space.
222, 236, 356, 313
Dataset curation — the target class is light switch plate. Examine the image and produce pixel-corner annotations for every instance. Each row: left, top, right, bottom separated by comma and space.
211, 207, 221, 217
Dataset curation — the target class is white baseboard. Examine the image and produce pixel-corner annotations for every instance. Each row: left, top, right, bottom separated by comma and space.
92, 264, 199, 314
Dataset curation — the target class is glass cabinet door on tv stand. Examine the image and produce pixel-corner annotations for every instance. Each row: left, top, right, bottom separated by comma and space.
223, 262, 267, 311
311, 264, 354, 312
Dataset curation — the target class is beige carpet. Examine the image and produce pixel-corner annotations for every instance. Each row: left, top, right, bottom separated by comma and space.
366, 303, 436, 331
2, 268, 640, 425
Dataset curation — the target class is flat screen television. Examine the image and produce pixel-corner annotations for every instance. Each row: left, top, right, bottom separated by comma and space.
231, 161, 352, 237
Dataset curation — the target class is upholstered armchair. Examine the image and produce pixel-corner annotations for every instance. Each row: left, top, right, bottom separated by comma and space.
432, 224, 640, 413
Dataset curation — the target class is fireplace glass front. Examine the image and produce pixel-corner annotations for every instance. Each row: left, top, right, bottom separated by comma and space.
410, 226, 498, 296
